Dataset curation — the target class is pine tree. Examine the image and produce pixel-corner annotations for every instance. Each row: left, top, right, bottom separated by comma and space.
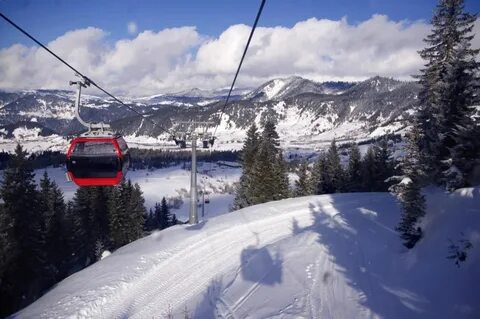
324, 140, 345, 193
0, 144, 45, 315
108, 181, 130, 250
261, 120, 281, 152
361, 146, 377, 192
248, 120, 287, 205
346, 143, 362, 192
274, 150, 290, 200
89, 186, 111, 248
373, 139, 394, 191
126, 183, 146, 240
416, 0, 479, 186
157, 197, 171, 230
71, 187, 95, 265
294, 161, 311, 196
396, 177, 426, 249
62, 200, 85, 274
250, 140, 277, 204
441, 39, 480, 189
171, 214, 178, 226
0, 204, 16, 285
309, 153, 327, 195
39, 172, 68, 282
392, 123, 428, 249
143, 210, 155, 232
233, 123, 260, 210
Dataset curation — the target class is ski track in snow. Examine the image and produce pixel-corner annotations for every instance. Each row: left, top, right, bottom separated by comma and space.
93, 201, 326, 318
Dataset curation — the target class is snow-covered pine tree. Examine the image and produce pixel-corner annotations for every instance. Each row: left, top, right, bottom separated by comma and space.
294, 160, 311, 196
393, 120, 427, 249
346, 143, 362, 192
396, 177, 426, 249
416, 0, 479, 186
233, 123, 260, 210
441, 38, 480, 189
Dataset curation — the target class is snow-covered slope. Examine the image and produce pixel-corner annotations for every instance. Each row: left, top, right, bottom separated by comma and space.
0, 76, 419, 152
15, 188, 480, 318
243, 76, 352, 102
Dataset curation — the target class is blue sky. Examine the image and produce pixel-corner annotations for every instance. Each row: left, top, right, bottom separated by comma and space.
0, 0, 479, 95
1, 0, 478, 48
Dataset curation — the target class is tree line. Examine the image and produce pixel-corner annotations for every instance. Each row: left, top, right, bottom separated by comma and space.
295, 139, 394, 196
0, 145, 178, 317
0, 148, 239, 171
233, 121, 395, 210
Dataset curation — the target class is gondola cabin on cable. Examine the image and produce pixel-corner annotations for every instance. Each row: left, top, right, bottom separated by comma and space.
65, 77, 130, 186
66, 135, 129, 186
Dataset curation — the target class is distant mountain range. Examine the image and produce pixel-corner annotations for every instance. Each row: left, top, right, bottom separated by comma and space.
0, 76, 420, 150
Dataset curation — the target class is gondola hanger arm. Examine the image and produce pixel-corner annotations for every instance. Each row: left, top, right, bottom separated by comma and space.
70, 76, 110, 134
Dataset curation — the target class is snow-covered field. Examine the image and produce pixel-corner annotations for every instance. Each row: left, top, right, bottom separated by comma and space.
15, 188, 480, 318
34, 162, 241, 221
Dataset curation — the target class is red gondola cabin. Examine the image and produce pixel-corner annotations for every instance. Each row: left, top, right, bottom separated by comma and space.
66, 135, 130, 186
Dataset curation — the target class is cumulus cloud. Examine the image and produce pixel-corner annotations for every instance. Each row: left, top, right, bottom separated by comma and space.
127, 21, 138, 35
0, 15, 477, 96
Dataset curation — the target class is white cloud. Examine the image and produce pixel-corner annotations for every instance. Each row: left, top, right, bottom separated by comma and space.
0, 15, 477, 96
127, 21, 138, 35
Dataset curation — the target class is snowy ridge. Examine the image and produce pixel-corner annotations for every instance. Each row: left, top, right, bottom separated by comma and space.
16, 188, 480, 318
0, 76, 420, 151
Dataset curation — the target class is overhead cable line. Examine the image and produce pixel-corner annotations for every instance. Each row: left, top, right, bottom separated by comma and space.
0, 11, 173, 137
212, 0, 266, 137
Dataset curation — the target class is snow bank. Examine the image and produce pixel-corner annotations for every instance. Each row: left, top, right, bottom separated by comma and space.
15, 189, 480, 318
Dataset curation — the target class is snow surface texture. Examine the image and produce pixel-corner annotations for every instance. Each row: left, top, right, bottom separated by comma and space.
15, 188, 480, 318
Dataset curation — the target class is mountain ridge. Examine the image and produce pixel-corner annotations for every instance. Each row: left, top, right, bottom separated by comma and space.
0, 76, 419, 149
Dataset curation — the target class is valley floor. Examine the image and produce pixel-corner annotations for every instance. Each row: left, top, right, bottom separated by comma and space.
34, 162, 241, 221
14, 188, 480, 318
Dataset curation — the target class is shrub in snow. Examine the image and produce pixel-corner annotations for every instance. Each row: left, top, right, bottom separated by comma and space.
447, 234, 473, 267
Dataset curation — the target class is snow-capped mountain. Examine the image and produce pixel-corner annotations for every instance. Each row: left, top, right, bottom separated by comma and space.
0, 76, 420, 151
133, 87, 250, 107
244, 76, 354, 102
